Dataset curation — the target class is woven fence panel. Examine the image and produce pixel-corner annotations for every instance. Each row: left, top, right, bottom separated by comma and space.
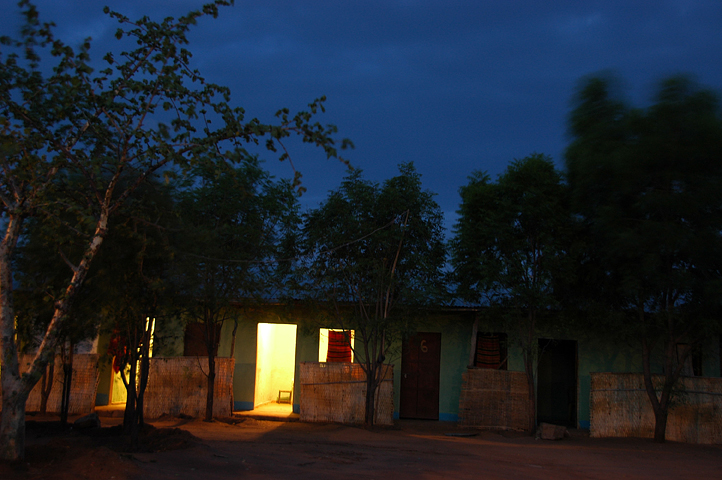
299, 362, 394, 425
458, 368, 530, 431
590, 372, 722, 444
0, 354, 99, 415
143, 357, 235, 419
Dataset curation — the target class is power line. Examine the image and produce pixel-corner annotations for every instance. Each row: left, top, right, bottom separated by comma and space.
175, 211, 408, 265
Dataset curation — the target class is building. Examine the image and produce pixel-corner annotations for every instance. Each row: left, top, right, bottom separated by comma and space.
93, 304, 722, 440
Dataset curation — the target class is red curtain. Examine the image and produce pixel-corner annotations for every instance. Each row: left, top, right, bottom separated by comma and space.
475, 334, 504, 369
107, 330, 127, 373
326, 331, 352, 363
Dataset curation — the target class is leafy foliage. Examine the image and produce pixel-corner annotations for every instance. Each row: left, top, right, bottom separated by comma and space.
0, 0, 348, 460
302, 163, 447, 425
304, 163, 447, 317
452, 154, 573, 309
565, 75, 722, 441
173, 155, 300, 313
171, 155, 300, 420
450, 153, 575, 432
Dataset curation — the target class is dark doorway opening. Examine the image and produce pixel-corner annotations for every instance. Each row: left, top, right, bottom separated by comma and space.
400, 332, 441, 420
537, 338, 577, 427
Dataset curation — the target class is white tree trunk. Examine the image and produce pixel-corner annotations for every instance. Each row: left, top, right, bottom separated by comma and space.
0, 210, 109, 461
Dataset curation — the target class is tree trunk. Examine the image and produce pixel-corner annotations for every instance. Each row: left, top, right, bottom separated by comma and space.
468, 313, 479, 367
364, 367, 377, 427
136, 317, 153, 428
229, 319, 238, 359
39, 361, 55, 414
653, 408, 668, 442
137, 348, 149, 428
119, 315, 154, 450
524, 352, 536, 434
204, 314, 219, 422
206, 353, 216, 422
639, 316, 692, 443
0, 376, 28, 462
123, 355, 140, 450
60, 343, 74, 426
122, 350, 137, 428
0, 214, 27, 461
1, 211, 109, 460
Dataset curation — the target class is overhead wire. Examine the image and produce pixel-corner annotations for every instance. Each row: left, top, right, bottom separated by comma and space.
175, 210, 409, 265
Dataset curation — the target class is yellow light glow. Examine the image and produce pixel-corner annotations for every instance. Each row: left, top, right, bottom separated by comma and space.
254, 323, 297, 408
146, 317, 156, 358
110, 318, 155, 405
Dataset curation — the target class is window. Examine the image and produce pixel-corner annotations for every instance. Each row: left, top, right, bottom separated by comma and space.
184, 322, 221, 356
474, 332, 507, 370
319, 329, 354, 363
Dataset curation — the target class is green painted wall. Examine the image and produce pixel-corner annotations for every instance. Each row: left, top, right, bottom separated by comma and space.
95, 332, 112, 406
154, 315, 186, 357
293, 326, 320, 412
224, 317, 259, 410
576, 334, 641, 427
388, 312, 476, 421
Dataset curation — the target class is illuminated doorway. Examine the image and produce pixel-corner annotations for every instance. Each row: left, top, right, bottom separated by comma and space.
254, 323, 297, 408
109, 317, 155, 405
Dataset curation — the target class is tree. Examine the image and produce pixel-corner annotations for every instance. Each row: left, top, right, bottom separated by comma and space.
92, 176, 175, 449
565, 75, 722, 442
172, 155, 299, 421
13, 172, 173, 442
303, 163, 447, 426
13, 175, 109, 424
450, 154, 575, 433
0, 0, 349, 460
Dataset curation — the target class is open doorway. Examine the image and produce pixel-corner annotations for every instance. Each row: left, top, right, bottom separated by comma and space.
537, 338, 577, 427
254, 323, 297, 413
109, 317, 155, 405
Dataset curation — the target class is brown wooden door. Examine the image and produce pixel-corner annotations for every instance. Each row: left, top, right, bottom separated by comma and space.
400, 332, 441, 419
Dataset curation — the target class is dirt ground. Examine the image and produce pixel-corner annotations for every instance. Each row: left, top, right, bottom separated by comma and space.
2, 414, 721, 479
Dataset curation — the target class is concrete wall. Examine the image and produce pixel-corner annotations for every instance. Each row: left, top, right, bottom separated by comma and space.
143, 356, 235, 418
458, 368, 530, 429
576, 335, 642, 428
12, 354, 100, 415
299, 362, 394, 425
590, 372, 722, 443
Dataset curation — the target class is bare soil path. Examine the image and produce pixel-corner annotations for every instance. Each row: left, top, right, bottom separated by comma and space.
2, 414, 721, 479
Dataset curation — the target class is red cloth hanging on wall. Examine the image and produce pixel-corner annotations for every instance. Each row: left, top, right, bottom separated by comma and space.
326, 331, 352, 363
107, 331, 127, 373
475, 333, 507, 369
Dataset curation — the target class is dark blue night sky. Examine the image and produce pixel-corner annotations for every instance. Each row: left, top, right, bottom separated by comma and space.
4, 0, 722, 232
